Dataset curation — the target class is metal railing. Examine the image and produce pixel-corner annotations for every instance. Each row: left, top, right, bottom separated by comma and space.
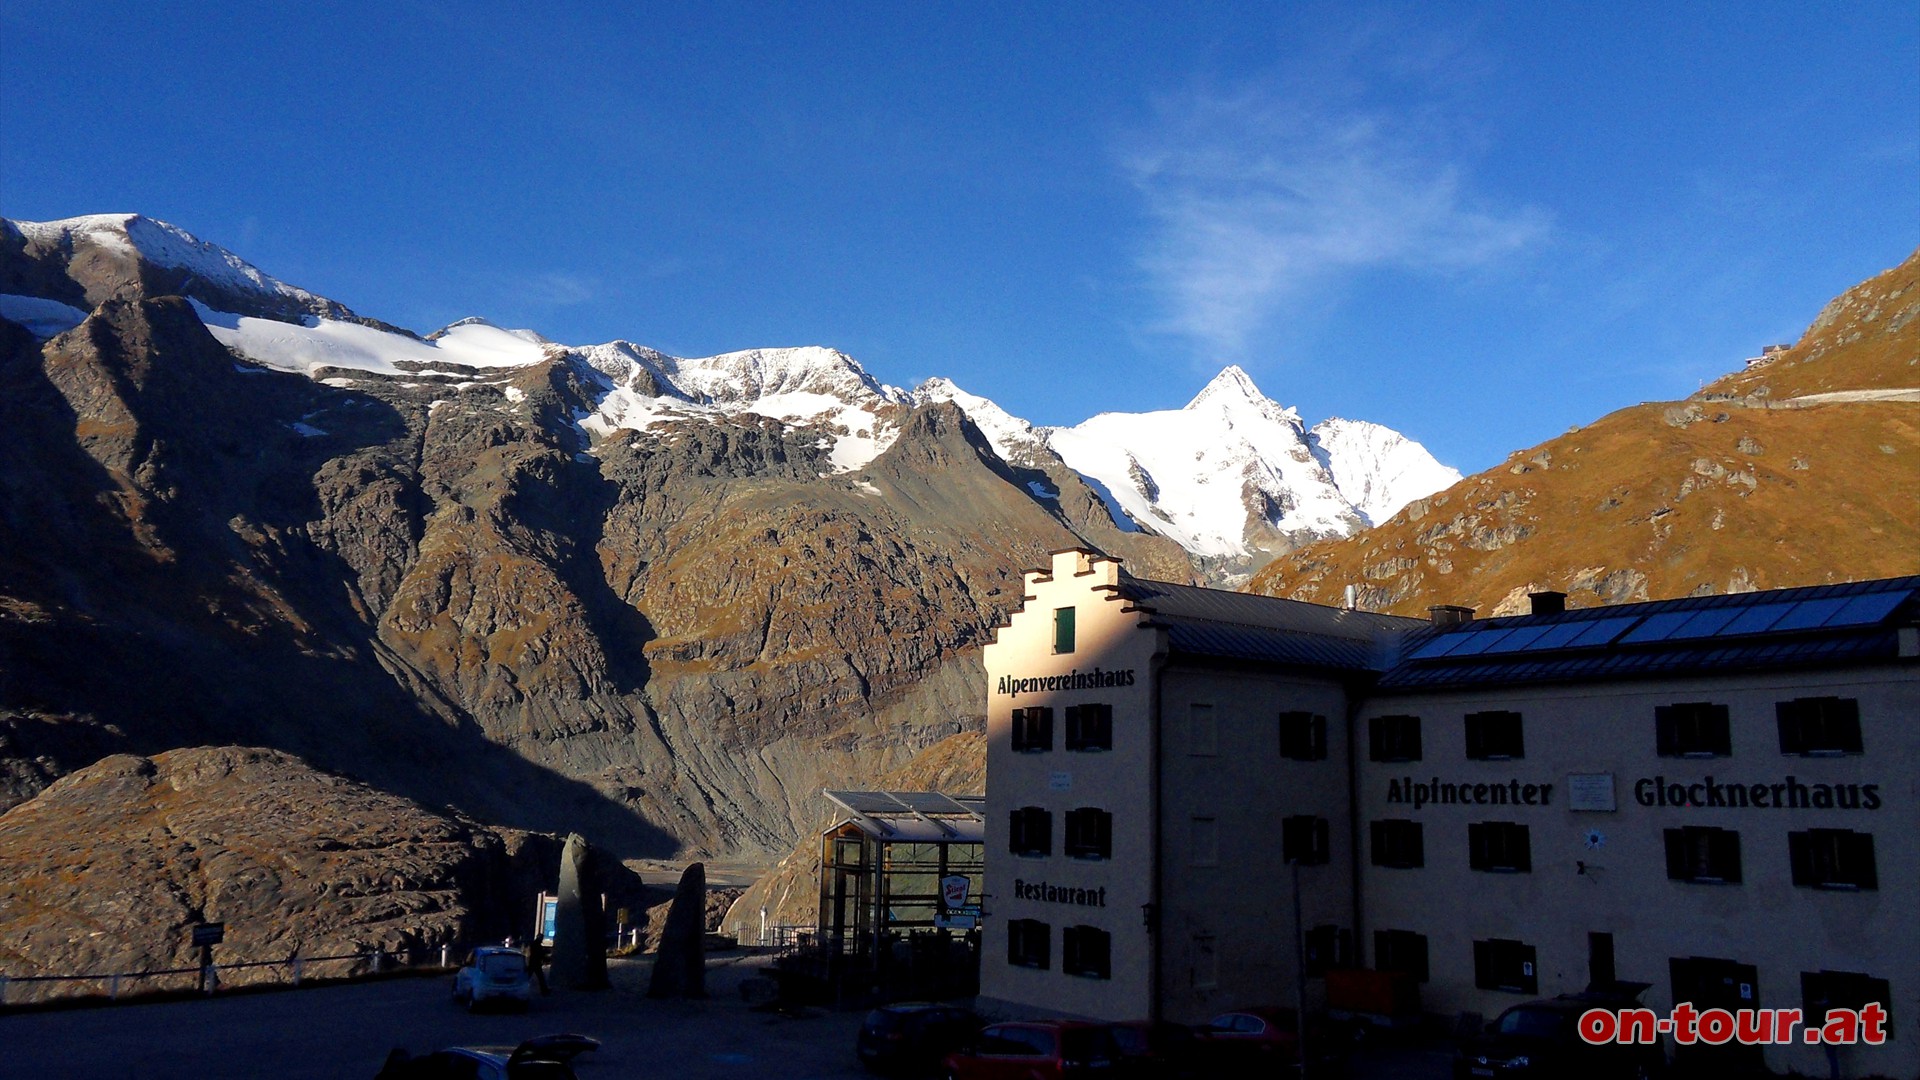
0, 945, 460, 1008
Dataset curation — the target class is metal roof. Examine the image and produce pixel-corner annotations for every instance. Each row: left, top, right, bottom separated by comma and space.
1378, 575, 1920, 691
823, 790, 986, 843
1119, 574, 1419, 672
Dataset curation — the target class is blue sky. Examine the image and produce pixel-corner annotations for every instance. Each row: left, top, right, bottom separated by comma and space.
5, 1, 1916, 472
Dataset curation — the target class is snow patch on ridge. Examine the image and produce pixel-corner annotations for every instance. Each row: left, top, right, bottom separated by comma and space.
0, 294, 89, 339
17, 214, 337, 313
192, 301, 552, 376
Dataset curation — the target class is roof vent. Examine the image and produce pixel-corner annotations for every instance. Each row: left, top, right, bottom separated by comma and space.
1428, 605, 1475, 627
1529, 591, 1567, 616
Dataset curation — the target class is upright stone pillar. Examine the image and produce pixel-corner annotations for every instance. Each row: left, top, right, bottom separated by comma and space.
549, 832, 608, 990
647, 862, 708, 999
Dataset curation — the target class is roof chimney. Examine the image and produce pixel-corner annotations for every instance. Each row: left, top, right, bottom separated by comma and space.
1529, 591, 1567, 616
1429, 605, 1475, 627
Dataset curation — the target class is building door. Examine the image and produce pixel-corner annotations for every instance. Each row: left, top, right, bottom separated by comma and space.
1587, 933, 1615, 991
1669, 956, 1763, 1071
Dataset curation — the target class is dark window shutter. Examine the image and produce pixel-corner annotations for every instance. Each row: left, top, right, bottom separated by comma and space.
1038, 708, 1054, 749
1715, 830, 1742, 883
1776, 700, 1803, 754
1847, 833, 1877, 890
1664, 829, 1688, 880
1513, 825, 1531, 872
1469, 823, 1488, 870
1656, 706, 1677, 756
1788, 831, 1813, 886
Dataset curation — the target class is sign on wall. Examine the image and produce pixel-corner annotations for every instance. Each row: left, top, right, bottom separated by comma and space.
1567, 773, 1617, 812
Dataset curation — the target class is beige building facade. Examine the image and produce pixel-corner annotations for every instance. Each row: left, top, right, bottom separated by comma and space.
979, 549, 1919, 1079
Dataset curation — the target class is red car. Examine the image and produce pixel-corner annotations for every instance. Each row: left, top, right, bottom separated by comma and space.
1194, 1007, 1301, 1067
941, 1021, 1119, 1079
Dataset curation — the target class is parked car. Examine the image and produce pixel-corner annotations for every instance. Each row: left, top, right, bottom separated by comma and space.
1194, 1006, 1300, 1068
452, 946, 533, 1012
1454, 993, 1666, 1079
857, 1001, 984, 1075
375, 1033, 598, 1079
942, 1021, 1119, 1080
1107, 1020, 1200, 1079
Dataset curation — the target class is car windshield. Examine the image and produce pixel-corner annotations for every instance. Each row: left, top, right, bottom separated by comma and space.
481, 953, 526, 978
1496, 1007, 1568, 1039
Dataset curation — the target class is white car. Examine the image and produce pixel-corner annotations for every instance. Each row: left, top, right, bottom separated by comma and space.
452, 946, 534, 1012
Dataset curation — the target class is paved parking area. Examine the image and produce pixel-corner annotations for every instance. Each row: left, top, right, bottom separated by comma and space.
0, 954, 871, 1080
0, 951, 1464, 1080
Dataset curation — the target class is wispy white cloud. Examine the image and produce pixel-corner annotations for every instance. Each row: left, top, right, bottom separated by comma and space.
1123, 51, 1548, 359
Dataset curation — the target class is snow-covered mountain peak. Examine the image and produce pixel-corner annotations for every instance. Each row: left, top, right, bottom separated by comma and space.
428, 317, 551, 347
17, 214, 338, 316
1182, 364, 1302, 430
1308, 417, 1463, 526
670, 346, 906, 408
910, 378, 1043, 463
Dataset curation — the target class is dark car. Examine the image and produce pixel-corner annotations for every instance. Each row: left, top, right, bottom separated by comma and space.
942, 1021, 1119, 1080
1455, 995, 1665, 1080
857, 1001, 984, 1075
1107, 1020, 1200, 1079
375, 1033, 598, 1080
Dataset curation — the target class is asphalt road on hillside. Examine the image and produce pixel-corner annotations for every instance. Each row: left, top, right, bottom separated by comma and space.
0, 955, 872, 1080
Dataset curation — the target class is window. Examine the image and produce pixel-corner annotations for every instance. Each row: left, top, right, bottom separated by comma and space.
1282, 815, 1330, 866
1465, 711, 1524, 760
1789, 829, 1877, 890
1062, 925, 1111, 979
1065, 703, 1112, 751
1663, 827, 1742, 883
1007, 919, 1050, 969
1370, 819, 1424, 869
1190, 816, 1219, 866
1011, 707, 1054, 753
1468, 822, 1532, 873
1375, 929, 1430, 982
1304, 925, 1352, 977
1369, 715, 1422, 762
1656, 702, 1731, 757
1009, 806, 1052, 857
1188, 703, 1217, 756
1802, 970, 1892, 1029
1053, 606, 1075, 654
1192, 933, 1218, 988
1279, 711, 1327, 760
1474, 938, 1538, 994
1064, 807, 1112, 860
1778, 697, 1863, 756
979, 1025, 1054, 1056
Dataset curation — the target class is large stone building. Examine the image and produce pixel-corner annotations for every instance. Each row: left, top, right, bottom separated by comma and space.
979, 549, 1917, 1078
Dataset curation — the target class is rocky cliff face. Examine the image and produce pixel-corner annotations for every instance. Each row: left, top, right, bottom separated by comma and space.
0, 219, 1194, 870
0, 746, 600, 999
1248, 248, 1920, 615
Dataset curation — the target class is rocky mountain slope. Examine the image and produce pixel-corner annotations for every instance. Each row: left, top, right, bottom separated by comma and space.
0, 214, 1213, 868
1248, 248, 1920, 615
0, 746, 596, 999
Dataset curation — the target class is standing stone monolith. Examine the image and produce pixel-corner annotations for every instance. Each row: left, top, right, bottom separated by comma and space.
646, 861, 707, 998
548, 832, 608, 990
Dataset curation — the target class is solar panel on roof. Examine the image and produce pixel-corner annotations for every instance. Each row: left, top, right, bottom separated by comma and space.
1477, 624, 1556, 655
1620, 610, 1697, 644
1820, 590, 1908, 628
1442, 627, 1520, 657
1522, 621, 1594, 651
1719, 601, 1797, 636
1667, 607, 1744, 640
1564, 615, 1642, 648
1769, 597, 1853, 632
1406, 632, 1474, 660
